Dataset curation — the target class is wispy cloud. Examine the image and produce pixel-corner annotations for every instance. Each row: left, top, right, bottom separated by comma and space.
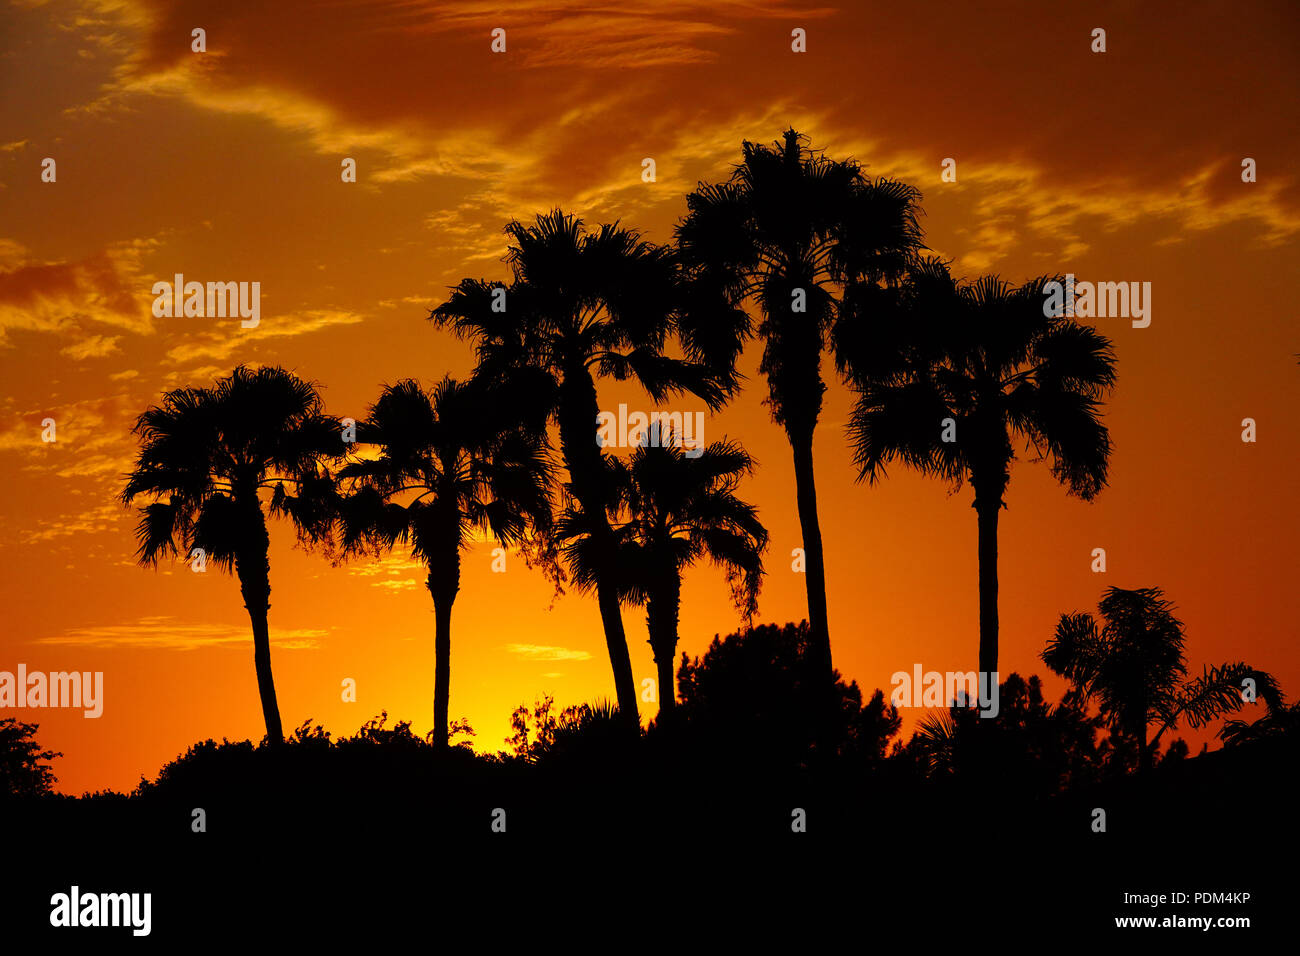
343, 553, 425, 590
17, 501, 125, 544
163, 309, 366, 365
503, 643, 592, 662
60, 334, 122, 360
0, 237, 159, 347
35, 615, 328, 650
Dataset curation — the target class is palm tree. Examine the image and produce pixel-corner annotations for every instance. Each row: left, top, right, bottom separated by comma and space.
1042, 586, 1275, 772
335, 376, 554, 749
559, 425, 768, 717
838, 257, 1117, 678
677, 129, 924, 681
432, 209, 743, 729
122, 365, 342, 744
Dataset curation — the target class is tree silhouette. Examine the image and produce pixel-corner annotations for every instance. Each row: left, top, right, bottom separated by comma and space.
1042, 586, 1275, 772
676, 620, 901, 769
901, 673, 1104, 794
559, 424, 768, 716
432, 209, 743, 728
0, 719, 61, 797
839, 257, 1116, 677
122, 366, 341, 744
677, 129, 924, 682
335, 376, 554, 749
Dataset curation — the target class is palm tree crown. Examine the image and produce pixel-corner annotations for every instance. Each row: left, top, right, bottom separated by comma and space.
839, 257, 1118, 676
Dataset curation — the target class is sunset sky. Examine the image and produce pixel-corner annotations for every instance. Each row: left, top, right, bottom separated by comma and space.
1, 0, 1296, 795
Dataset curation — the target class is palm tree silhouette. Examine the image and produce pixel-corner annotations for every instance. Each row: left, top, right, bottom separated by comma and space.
432, 209, 741, 728
121, 365, 342, 744
559, 424, 768, 716
1042, 586, 1274, 772
677, 129, 924, 681
839, 258, 1117, 678
335, 376, 554, 749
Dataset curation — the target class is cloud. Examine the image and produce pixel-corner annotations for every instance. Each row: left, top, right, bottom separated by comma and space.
503, 643, 593, 662
162, 308, 366, 365
344, 554, 425, 590
18, 0, 1278, 306
16, 501, 125, 544
57, 2, 833, 236
34, 615, 327, 650
161, 364, 226, 387
371, 579, 417, 591
60, 334, 121, 359
52, 452, 134, 479
2, 392, 137, 459
0, 238, 158, 347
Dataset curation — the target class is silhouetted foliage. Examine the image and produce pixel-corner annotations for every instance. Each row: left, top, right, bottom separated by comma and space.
838, 257, 1118, 677
506, 696, 626, 766
334, 374, 554, 747
122, 365, 343, 744
675, 621, 901, 771
1221, 700, 1300, 747
559, 423, 768, 716
894, 673, 1106, 796
1043, 586, 1275, 772
433, 210, 742, 727
679, 129, 926, 682
0, 719, 60, 798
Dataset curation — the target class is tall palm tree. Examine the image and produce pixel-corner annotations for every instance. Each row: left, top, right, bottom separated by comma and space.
121, 365, 342, 744
559, 426, 768, 717
838, 257, 1117, 678
432, 209, 744, 729
335, 376, 554, 749
1043, 586, 1276, 772
677, 129, 924, 681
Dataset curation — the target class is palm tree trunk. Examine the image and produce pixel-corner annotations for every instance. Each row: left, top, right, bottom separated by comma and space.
790, 428, 832, 681
974, 495, 1000, 680
248, 609, 283, 746
646, 574, 682, 717
558, 367, 640, 731
235, 501, 283, 746
655, 654, 675, 716
430, 583, 455, 750
427, 518, 462, 750
596, 579, 640, 728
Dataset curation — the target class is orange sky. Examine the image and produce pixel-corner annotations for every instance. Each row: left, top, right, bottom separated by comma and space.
1, 0, 1297, 795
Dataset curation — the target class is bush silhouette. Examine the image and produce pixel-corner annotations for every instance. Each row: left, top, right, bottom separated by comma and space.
675, 620, 901, 771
